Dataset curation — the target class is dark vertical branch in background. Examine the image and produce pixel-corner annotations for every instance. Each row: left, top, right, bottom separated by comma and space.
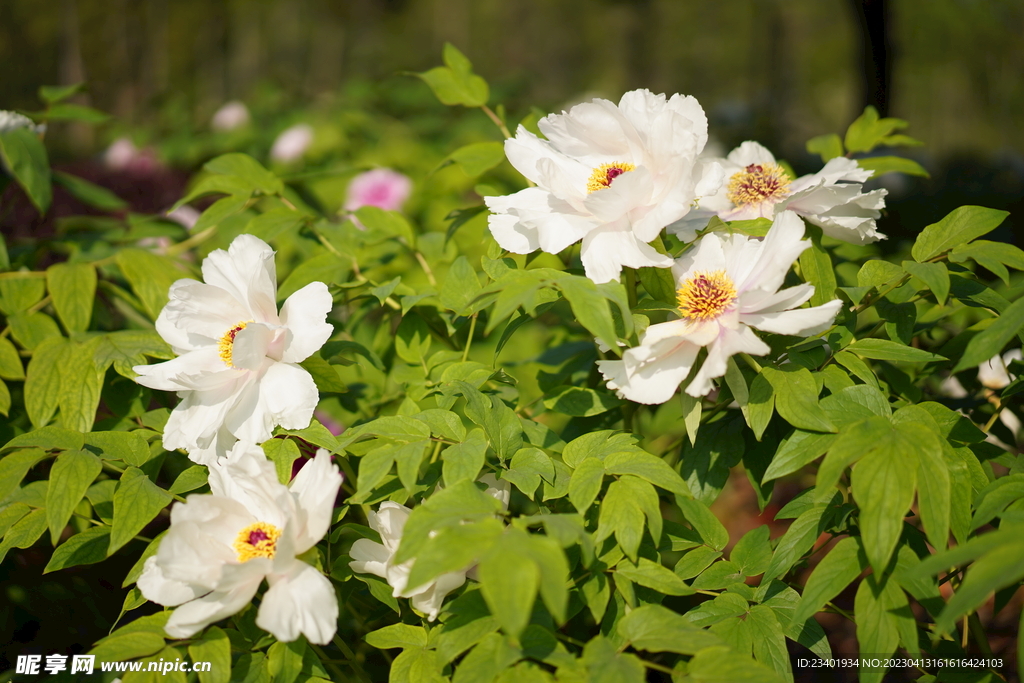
851, 0, 891, 116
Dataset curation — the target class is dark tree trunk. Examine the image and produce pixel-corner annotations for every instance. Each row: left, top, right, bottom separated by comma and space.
851, 0, 891, 116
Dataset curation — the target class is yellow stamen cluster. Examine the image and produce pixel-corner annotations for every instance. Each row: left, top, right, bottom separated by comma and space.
726, 163, 791, 207
586, 162, 636, 193
677, 271, 737, 322
233, 522, 281, 562
218, 321, 252, 367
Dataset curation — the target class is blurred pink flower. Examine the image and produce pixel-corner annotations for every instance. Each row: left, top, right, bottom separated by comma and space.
211, 101, 251, 131
344, 168, 412, 214
314, 410, 345, 436
104, 137, 159, 173
270, 124, 314, 163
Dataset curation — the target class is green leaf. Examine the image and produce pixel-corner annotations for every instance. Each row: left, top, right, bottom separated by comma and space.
441, 429, 486, 486
46, 262, 96, 333
856, 156, 929, 179
354, 205, 415, 245
266, 638, 304, 683
762, 430, 835, 483
43, 526, 111, 572
790, 536, 866, 625
761, 366, 834, 433
478, 537, 540, 638
52, 171, 127, 211
39, 83, 85, 104
845, 338, 945, 363
9, 311, 61, 351
950, 240, 1024, 285
116, 249, 187, 320
854, 575, 903, 683
597, 479, 645, 561
0, 127, 51, 214
953, 296, 1024, 372
188, 626, 231, 683
567, 457, 605, 513
680, 392, 702, 446
731, 525, 772, 577
40, 103, 109, 123
686, 645, 788, 683
261, 438, 302, 485
109, 467, 172, 555
279, 251, 350, 300
852, 435, 918, 572
637, 265, 677, 304
46, 449, 101, 543
0, 508, 47, 563
603, 449, 690, 496
414, 43, 489, 107
761, 502, 831, 584
395, 313, 432, 364
246, 207, 304, 242
58, 337, 107, 432
806, 133, 844, 163
747, 372, 774, 441
0, 448, 46, 502
615, 558, 693, 596
844, 106, 910, 154
24, 336, 66, 427
440, 256, 483, 316
366, 623, 428, 649
543, 385, 622, 417
193, 194, 250, 233
746, 605, 792, 681
451, 633, 519, 683
580, 636, 646, 683
911, 205, 1010, 263
676, 497, 729, 551
169, 466, 209, 495
556, 274, 618, 351
204, 153, 284, 195
88, 631, 166, 663
799, 232, 837, 307
0, 274, 45, 314
901, 260, 949, 305
857, 259, 904, 289
0, 335, 24, 380
455, 381, 522, 461
0, 378, 8, 416
94, 329, 174, 379
618, 604, 724, 654
85, 430, 152, 467
441, 141, 506, 177
298, 354, 347, 394
761, 582, 833, 661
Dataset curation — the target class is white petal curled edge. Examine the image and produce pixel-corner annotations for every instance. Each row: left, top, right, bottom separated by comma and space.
137, 556, 206, 607
278, 282, 334, 364
209, 441, 289, 528
741, 299, 842, 337
289, 448, 343, 553
258, 561, 338, 644
485, 190, 544, 254
348, 539, 391, 579
229, 361, 318, 444
164, 561, 267, 639
598, 337, 700, 405
410, 570, 469, 622
685, 326, 770, 397
581, 222, 673, 284
201, 235, 279, 324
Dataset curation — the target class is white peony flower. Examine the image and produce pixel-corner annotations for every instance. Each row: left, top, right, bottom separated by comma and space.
598, 211, 843, 402
138, 443, 343, 643
978, 349, 1021, 390
270, 124, 314, 163
0, 110, 45, 135
211, 101, 251, 132
132, 234, 334, 464
670, 141, 888, 245
348, 475, 510, 621
484, 89, 723, 284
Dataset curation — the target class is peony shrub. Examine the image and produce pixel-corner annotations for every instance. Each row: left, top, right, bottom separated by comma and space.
0, 46, 1021, 682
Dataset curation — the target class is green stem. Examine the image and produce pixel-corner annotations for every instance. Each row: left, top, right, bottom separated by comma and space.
481, 105, 513, 139
738, 353, 762, 373
310, 642, 364, 683
968, 613, 994, 656
624, 267, 638, 310
825, 601, 855, 622
165, 225, 217, 257
462, 313, 478, 362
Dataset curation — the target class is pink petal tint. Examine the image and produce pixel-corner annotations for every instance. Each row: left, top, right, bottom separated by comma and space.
344, 168, 412, 214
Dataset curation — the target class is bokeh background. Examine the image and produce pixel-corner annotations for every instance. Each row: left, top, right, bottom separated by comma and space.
2, 1, 1023, 681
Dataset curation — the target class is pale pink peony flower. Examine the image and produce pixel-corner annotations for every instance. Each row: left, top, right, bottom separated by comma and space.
344, 168, 413, 213
270, 124, 314, 163
211, 101, 251, 132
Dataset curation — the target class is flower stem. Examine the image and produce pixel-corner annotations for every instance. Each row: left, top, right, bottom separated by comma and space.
481, 105, 513, 139
462, 313, 478, 362
165, 225, 217, 257
739, 353, 762, 373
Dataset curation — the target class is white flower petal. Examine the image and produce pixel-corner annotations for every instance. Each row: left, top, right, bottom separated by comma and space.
685, 326, 769, 397
368, 502, 411, 552
209, 441, 290, 527
137, 556, 206, 607
201, 235, 279, 323
409, 570, 468, 622
278, 282, 334, 363
349, 539, 391, 579
132, 348, 233, 392
741, 299, 842, 336
580, 222, 673, 284
258, 561, 338, 644
224, 362, 317, 444
289, 449, 343, 553
599, 337, 700, 405
726, 141, 777, 167
164, 561, 267, 639
478, 474, 511, 510
231, 323, 275, 371
162, 279, 251, 340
